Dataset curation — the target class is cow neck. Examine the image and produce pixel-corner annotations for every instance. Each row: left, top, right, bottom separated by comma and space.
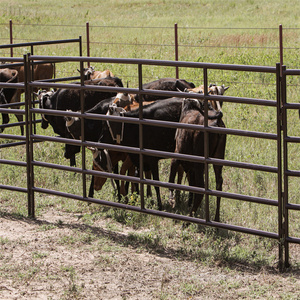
106, 105, 126, 144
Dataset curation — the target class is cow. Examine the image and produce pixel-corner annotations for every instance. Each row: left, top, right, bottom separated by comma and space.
186, 84, 229, 111
168, 98, 226, 222
87, 97, 155, 200
64, 95, 123, 199
78, 66, 114, 81
36, 76, 123, 168
92, 97, 222, 210
3, 61, 54, 135
169, 84, 229, 205
134, 77, 195, 102
0, 68, 19, 133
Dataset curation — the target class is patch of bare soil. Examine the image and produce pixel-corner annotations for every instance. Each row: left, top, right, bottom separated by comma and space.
0, 209, 299, 300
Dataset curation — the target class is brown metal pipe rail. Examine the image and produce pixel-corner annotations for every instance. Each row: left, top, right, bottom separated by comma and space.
32, 185, 279, 240
30, 55, 277, 73
25, 55, 288, 267
0, 38, 82, 50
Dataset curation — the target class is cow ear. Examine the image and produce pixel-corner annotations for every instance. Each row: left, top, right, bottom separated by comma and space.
87, 146, 97, 153
223, 85, 229, 91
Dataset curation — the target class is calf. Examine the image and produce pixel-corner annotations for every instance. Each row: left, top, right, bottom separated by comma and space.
169, 84, 229, 205
0, 68, 19, 133
3, 61, 54, 135
168, 98, 226, 221
134, 77, 195, 102
79, 66, 114, 80
37, 76, 123, 167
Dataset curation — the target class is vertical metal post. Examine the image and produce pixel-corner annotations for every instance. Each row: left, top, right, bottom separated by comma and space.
203, 67, 210, 222
279, 25, 283, 78
24, 53, 35, 218
86, 22, 90, 67
80, 60, 87, 198
30, 45, 36, 134
79, 36, 83, 57
138, 64, 145, 210
9, 20, 13, 57
174, 23, 179, 79
276, 63, 283, 271
281, 65, 290, 268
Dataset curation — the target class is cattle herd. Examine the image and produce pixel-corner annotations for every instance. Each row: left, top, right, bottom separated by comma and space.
0, 64, 229, 221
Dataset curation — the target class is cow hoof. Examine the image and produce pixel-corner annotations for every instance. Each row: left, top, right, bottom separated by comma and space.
182, 222, 191, 229
168, 197, 176, 208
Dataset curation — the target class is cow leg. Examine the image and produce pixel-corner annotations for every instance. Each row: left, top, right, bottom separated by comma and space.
113, 164, 121, 201
70, 155, 76, 167
212, 132, 226, 222
14, 112, 24, 136
151, 162, 162, 211
88, 173, 95, 198
176, 164, 184, 202
189, 165, 204, 217
119, 156, 134, 197
213, 164, 223, 222
1, 113, 9, 132
12, 92, 24, 135
168, 158, 179, 208
145, 170, 152, 198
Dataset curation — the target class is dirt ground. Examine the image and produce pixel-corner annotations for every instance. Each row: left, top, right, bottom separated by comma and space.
0, 209, 299, 300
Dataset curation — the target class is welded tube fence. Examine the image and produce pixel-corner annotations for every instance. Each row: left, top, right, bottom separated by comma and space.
0, 53, 299, 272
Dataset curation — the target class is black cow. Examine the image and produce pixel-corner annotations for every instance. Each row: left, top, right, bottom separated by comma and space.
37, 76, 123, 167
0, 68, 19, 133
93, 97, 222, 210
168, 98, 226, 221
65, 96, 122, 198
134, 77, 195, 102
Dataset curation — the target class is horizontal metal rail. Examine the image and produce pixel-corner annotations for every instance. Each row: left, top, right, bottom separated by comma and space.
30, 55, 277, 73
0, 38, 81, 49
32, 186, 279, 240
0, 184, 27, 193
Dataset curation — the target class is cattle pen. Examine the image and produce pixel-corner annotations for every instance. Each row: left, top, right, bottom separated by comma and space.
1, 49, 300, 272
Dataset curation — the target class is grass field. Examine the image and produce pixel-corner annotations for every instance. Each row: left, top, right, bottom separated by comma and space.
1, 1, 300, 299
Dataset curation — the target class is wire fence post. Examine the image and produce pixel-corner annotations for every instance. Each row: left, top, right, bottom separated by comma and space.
174, 23, 179, 79
279, 24, 283, 77
86, 22, 90, 67
9, 19, 13, 57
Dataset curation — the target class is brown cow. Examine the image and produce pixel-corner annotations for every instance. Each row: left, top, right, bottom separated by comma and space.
168, 98, 226, 222
3, 61, 54, 135
169, 84, 229, 207
0, 68, 19, 133
79, 66, 114, 81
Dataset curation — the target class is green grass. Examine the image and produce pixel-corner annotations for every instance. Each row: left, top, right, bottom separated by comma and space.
1, 0, 300, 271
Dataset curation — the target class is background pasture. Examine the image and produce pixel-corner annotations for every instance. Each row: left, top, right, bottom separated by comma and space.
0, 0, 300, 298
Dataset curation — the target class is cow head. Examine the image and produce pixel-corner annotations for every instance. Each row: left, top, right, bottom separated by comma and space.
208, 84, 229, 95
113, 93, 134, 108
34, 89, 55, 129
78, 66, 95, 80
181, 98, 223, 121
